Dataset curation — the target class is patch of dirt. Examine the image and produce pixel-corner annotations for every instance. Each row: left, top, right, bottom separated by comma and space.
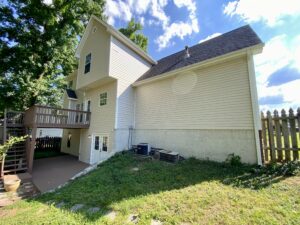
282, 176, 300, 185
0, 208, 18, 218
0, 207, 29, 218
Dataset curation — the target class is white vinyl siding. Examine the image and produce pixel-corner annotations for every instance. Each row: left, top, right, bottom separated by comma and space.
109, 37, 151, 129
78, 81, 116, 163
134, 57, 254, 130
77, 21, 110, 89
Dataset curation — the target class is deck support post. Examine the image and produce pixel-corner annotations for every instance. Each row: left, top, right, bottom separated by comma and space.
3, 108, 7, 143
27, 127, 37, 173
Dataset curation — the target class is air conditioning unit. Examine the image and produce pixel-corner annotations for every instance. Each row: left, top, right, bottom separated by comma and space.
159, 150, 179, 163
137, 143, 151, 155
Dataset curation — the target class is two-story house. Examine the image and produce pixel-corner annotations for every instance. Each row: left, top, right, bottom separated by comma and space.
61, 15, 264, 165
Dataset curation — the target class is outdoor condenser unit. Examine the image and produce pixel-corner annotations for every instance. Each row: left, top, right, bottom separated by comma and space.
137, 143, 151, 155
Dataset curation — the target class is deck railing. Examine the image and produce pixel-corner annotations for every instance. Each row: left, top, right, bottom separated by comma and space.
5, 111, 25, 127
24, 105, 91, 128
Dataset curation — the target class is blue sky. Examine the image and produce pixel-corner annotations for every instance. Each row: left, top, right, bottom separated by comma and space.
104, 0, 300, 112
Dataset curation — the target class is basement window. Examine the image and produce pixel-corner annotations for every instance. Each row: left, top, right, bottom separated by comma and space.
99, 92, 107, 106
84, 53, 91, 74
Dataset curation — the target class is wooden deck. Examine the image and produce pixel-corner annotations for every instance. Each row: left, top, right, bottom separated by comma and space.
1, 106, 91, 176
24, 105, 91, 129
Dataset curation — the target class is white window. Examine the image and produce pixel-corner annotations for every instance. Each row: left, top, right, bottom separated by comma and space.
99, 92, 107, 106
68, 80, 73, 89
102, 136, 108, 151
94, 136, 100, 150
84, 53, 91, 74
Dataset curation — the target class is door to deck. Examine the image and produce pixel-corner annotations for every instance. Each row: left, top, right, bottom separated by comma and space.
91, 134, 109, 164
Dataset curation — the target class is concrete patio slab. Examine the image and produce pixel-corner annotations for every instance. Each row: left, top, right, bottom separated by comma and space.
32, 155, 89, 193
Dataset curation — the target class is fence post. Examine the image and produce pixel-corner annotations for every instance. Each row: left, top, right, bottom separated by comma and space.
274, 110, 282, 161
3, 108, 7, 143
298, 108, 300, 159
261, 112, 269, 162
267, 111, 276, 162
289, 108, 298, 160
281, 109, 290, 161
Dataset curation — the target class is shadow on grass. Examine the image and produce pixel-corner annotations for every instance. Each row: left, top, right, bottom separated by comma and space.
27, 152, 292, 222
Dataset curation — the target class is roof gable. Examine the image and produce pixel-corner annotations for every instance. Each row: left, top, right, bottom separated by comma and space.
75, 16, 156, 65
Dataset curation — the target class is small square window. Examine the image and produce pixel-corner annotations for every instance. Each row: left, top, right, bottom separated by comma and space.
68, 80, 73, 89
100, 92, 107, 106
84, 53, 91, 74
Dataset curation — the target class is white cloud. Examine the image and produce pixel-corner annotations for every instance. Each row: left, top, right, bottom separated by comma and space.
129, 0, 151, 15
254, 34, 300, 111
104, 0, 199, 50
199, 33, 222, 43
255, 35, 292, 85
150, 0, 170, 28
156, 22, 195, 49
105, 0, 132, 25
43, 0, 52, 5
259, 80, 300, 112
223, 0, 300, 26
139, 17, 145, 26
156, 0, 199, 50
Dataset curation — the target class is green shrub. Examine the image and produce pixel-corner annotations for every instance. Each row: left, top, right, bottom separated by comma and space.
253, 161, 300, 176
0, 136, 27, 160
225, 153, 242, 167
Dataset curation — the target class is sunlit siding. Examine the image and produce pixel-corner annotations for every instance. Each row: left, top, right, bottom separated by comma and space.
77, 21, 110, 90
134, 57, 254, 130
79, 81, 117, 163
109, 37, 151, 129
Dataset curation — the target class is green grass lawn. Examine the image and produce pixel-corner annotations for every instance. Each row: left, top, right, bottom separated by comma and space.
1, 152, 300, 225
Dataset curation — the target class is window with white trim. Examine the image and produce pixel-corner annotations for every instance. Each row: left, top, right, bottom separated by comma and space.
84, 53, 91, 74
99, 92, 107, 106
94, 136, 100, 150
102, 136, 108, 151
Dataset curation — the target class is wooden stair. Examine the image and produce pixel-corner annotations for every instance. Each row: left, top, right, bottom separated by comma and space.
3, 127, 28, 175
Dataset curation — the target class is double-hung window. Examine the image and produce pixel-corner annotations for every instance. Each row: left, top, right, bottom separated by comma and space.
84, 53, 91, 74
100, 92, 107, 106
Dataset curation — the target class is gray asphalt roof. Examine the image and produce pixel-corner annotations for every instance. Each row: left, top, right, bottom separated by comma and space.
137, 25, 262, 82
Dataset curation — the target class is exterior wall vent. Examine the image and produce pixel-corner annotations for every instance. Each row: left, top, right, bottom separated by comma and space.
184, 46, 190, 59
92, 26, 97, 33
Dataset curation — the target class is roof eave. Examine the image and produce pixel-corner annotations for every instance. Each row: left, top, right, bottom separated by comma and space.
133, 43, 264, 87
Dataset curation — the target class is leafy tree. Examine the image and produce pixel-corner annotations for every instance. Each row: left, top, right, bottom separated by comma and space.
0, 0, 106, 111
119, 18, 148, 52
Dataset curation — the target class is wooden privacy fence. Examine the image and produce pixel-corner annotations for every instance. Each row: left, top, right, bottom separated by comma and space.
261, 108, 300, 163
35, 137, 62, 152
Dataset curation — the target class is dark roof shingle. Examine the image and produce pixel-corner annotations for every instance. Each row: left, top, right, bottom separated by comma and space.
137, 25, 262, 82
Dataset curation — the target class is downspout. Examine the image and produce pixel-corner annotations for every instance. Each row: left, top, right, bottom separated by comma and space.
247, 52, 262, 165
